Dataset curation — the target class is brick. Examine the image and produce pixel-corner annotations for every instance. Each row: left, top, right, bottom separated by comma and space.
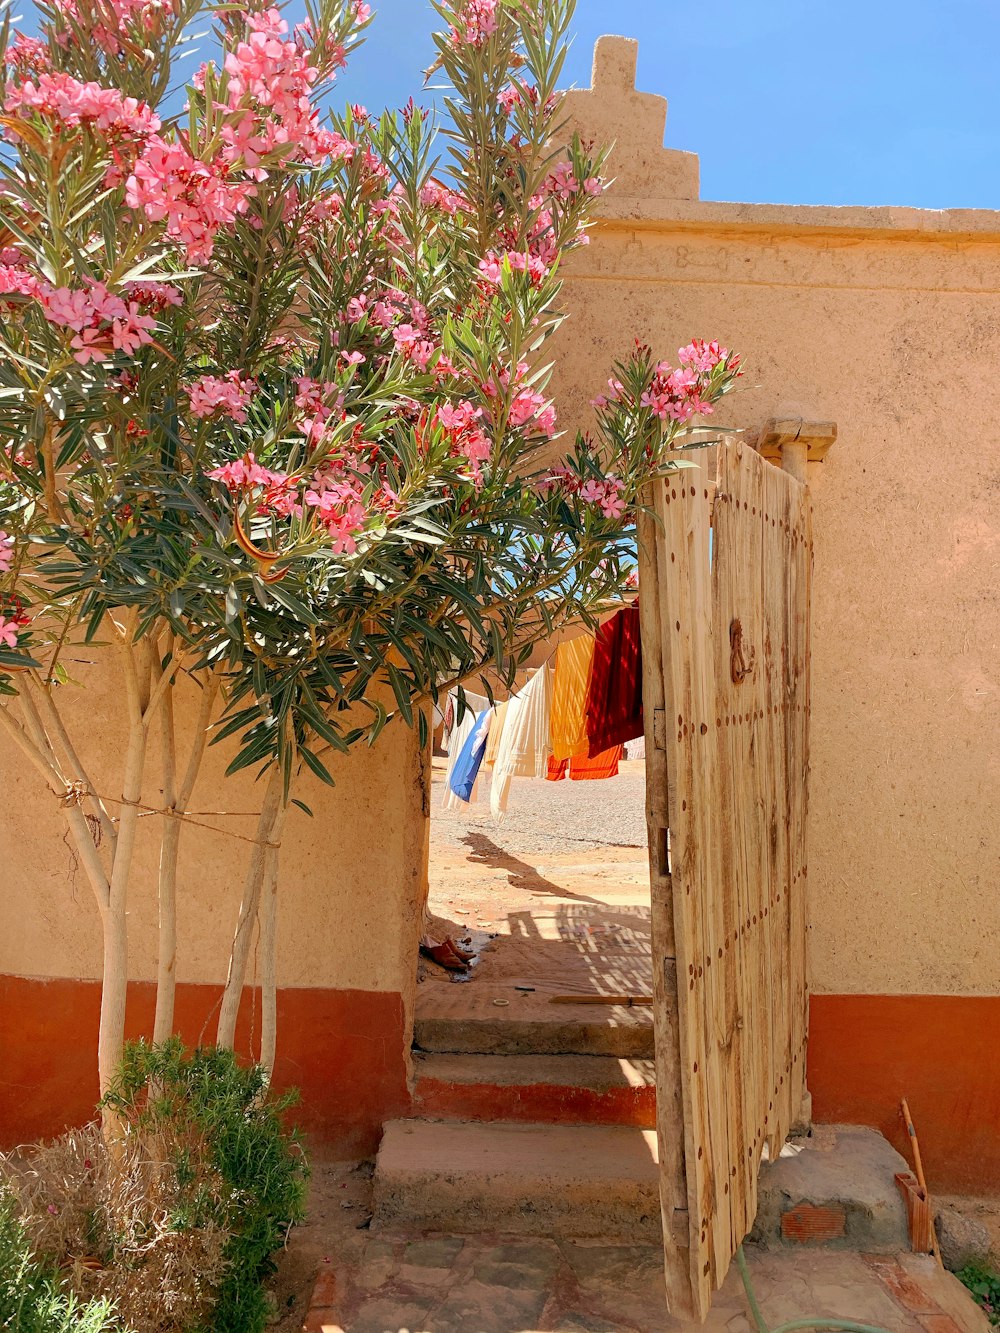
781, 1203, 847, 1244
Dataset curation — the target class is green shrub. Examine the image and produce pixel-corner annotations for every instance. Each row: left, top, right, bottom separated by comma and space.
0, 1191, 121, 1333
102, 1040, 308, 1333
958, 1263, 1000, 1325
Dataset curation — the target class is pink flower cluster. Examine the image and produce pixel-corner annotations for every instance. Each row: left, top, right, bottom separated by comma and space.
483, 361, 557, 439
294, 376, 344, 445
4, 71, 159, 149
125, 138, 256, 262
53, 0, 180, 58
447, 0, 498, 47
0, 616, 19, 648
419, 179, 465, 215
187, 371, 257, 423
0, 530, 13, 574
540, 468, 626, 520
38, 279, 157, 364
543, 161, 602, 203
677, 338, 731, 372
0, 264, 39, 304
221, 8, 339, 170
125, 279, 184, 312
304, 474, 368, 554
579, 476, 626, 519
208, 451, 300, 517
433, 399, 491, 482
4, 32, 50, 77
479, 249, 549, 287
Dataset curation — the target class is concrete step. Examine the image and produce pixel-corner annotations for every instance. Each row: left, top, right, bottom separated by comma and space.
412, 998, 654, 1059
753, 1125, 911, 1253
411, 1052, 656, 1128
371, 1119, 663, 1242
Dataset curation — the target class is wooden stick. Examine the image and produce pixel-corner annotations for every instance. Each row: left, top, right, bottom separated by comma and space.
549, 994, 654, 1006
901, 1098, 942, 1264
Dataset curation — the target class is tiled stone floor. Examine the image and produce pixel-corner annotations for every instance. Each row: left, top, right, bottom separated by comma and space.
304, 1233, 989, 1333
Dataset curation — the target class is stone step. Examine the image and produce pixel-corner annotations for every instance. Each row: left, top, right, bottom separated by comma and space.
371, 1119, 663, 1242
373, 1120, 912, 1256
411, 1052, 656, 1128
412, 996, 654, 1059
752, 1125, 911, 1253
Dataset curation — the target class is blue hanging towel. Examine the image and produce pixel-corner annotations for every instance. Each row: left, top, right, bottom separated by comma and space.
448, 708, 492, 802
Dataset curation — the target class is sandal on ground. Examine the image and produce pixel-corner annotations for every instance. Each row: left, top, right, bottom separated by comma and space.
420, 941, 469, 972
443, 937, 475, 962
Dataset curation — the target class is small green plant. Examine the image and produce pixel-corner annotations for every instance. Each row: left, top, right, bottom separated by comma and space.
0, 1191, 122, 1333
958, 1263, 1000, 1325
102, 1040, 308, 1333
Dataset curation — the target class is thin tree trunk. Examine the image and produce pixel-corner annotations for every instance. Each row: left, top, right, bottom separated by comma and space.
258, 802, 287, 1082
153, 670, 220, 1043
216, 767, 284, 1050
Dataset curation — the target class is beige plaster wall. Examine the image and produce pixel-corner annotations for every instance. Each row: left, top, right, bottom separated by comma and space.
557, 37, 1000, 998
0, 660, 427, 996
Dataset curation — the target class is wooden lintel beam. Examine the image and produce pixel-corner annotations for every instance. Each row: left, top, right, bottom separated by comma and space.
757, 418, 837, 463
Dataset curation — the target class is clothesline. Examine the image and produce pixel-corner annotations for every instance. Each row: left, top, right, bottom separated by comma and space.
441, 603, 645, 822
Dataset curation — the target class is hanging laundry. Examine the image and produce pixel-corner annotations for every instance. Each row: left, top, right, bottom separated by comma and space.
625, 735, 646, 761
484, 699, 508, 768
550, 635, 596, 761
585, 604, 643, 757
448, 707, 492, 803
490, 665, 552, 821
546, 744, 624, 782
442, 690, 487, 811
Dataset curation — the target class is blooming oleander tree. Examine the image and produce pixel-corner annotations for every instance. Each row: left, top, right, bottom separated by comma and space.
0, 0, 741, 1113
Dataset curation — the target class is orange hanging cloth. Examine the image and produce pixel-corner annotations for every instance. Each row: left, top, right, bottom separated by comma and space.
550, 635, 595, 762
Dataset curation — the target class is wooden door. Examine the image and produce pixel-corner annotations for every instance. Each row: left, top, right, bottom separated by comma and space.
639, 440, 812, 1319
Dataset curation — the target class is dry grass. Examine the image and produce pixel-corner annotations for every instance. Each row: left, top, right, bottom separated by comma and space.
2, 1122, 231, 1333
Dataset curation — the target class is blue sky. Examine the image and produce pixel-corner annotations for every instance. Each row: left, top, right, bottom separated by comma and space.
329, 0, 1000, 212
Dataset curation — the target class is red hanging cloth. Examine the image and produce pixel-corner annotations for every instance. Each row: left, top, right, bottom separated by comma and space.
585, 605, 643, 758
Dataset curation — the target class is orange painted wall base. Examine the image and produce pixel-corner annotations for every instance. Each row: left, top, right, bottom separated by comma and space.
3, 979, 998, 1195
809, 994, 1000, 1196
0, 974, 409, 1157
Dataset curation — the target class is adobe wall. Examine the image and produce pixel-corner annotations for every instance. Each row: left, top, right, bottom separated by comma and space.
0, 662, 427, 1155
557, 37, 1000, 1191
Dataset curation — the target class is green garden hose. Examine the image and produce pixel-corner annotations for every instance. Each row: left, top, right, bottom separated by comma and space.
735, 1246, 897, 1333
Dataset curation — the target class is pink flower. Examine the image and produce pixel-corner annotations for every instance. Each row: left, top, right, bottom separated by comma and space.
208, 452, 287, 492
0, 265, 39, 302
436, 400, 481, 431
125, 280, 183, 312
509, 388, 545, 427
125, 136, 255, 262
346, 295, 367, 322
0, 531, 13, 573
0, 616, 19, 649
579, 477, 626, 520
188, 371, 257, 423
677, 338, 728, 372
419, 180, 464, 214
305, 481, 368, 555
447, 0, 497, 46
544, 161, 579, 202
478, 249, 548, 287
5, 32, 50, 77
